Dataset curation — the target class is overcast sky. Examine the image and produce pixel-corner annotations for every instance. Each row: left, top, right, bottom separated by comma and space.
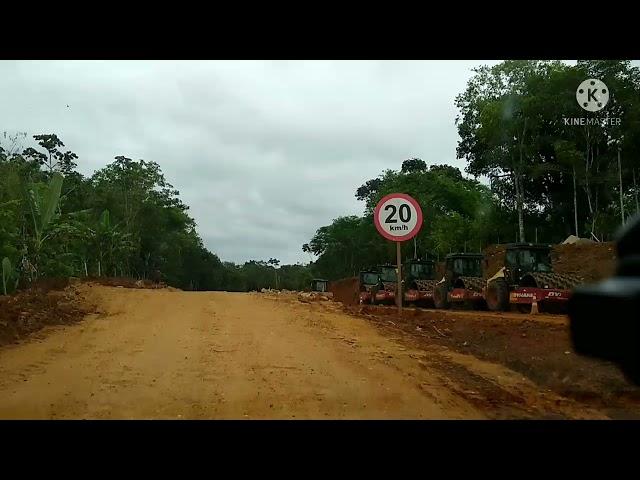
0, 60, 548, 263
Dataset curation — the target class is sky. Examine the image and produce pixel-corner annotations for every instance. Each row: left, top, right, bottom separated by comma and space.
0, 60, 537, 264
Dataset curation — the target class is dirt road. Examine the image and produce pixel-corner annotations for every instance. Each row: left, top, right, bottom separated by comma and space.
0, 285, 624, 419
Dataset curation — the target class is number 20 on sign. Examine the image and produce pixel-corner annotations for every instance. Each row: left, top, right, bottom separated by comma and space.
373, 193, 423, 312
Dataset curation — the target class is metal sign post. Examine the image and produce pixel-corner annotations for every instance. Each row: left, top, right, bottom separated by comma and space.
397, 241, 402, 313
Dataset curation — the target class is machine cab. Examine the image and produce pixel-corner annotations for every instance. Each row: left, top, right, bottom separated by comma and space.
405, 259, 435, 280
444, 253, 483, 282
310, 278, 329, 292
359, 270, 380, 291
404, 259, 435, 289
504, 243, 553, 285
378, 264, 398, 287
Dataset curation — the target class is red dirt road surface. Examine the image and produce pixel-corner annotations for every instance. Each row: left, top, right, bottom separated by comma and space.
0, 285, 637, 419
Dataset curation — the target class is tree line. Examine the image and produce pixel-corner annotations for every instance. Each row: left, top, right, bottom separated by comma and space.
0, 133, 314, 294
304, 60, 640, 281
3, 60, 639, 292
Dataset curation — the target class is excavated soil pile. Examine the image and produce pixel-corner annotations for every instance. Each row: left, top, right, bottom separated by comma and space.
0, 283, 95, 347
551, 242, 617, 283
329, 277, 359, 306
0, 276, 170, 348
297, 292, 332, 303
84, 277, 156, 288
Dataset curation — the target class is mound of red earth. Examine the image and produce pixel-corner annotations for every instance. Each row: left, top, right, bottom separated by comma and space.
328, 277, 360, 306
0, 276, 172, 347
551, 242, 616, 283
0, 281, 96, 347
482, 242, 616, 283
84, 276, 157, 288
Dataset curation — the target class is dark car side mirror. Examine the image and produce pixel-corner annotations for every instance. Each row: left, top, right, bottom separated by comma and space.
569, 214, 640, 385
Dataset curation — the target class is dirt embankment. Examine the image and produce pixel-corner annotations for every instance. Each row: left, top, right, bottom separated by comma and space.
328, 277, 359, 306
0, 283, 96, 347
551, 242, 616, 283
345, 305, 640, 419
84, 277, 158, 288
0, 277, 177, 347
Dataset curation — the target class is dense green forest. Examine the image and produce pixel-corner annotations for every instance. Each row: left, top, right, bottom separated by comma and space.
2, 60, 639, 292
0, 133, 314, 294
305, 60, 640, 280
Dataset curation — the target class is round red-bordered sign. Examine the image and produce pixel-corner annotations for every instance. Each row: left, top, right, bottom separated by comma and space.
373, 193, 423, 242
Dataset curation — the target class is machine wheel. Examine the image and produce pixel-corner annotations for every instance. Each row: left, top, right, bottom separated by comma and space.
433, 285, 450, 309
516, 303, 532, 314
370, 288, 378, 306
486, 278, 509, 311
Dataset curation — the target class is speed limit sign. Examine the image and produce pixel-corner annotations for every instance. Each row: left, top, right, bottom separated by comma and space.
374, 193, 423, 241
373, 193, 423, 313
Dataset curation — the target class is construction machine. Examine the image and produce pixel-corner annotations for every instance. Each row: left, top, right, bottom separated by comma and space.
485, 243, 581, 314
309, 278, 333, 299
433, 253, 485, 309
403, 259, 437, 306
310, 278, 329, 292
358, 269, 380, 304
373, 264, 397, 305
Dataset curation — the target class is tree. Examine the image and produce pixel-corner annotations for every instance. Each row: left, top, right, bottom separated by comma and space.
554, 140, 583, 236
355, 178, 383, 202
428, 164, 463, 180
22, 134, 78, 175
267, 258, 280, 289
1, 133, 234, 290
455, 61, 560, 241
307, 158, 507, 280
401, 158, 427, 173
90, 156, 192, 280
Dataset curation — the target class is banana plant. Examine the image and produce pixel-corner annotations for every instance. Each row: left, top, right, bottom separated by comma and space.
66, 209, 134, 277
23, 172, 64, 251
94, 209, 134, 277
21, 172, 64, 278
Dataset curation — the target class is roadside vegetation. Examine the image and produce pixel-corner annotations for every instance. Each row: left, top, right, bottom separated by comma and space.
0, 134, 313, 293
